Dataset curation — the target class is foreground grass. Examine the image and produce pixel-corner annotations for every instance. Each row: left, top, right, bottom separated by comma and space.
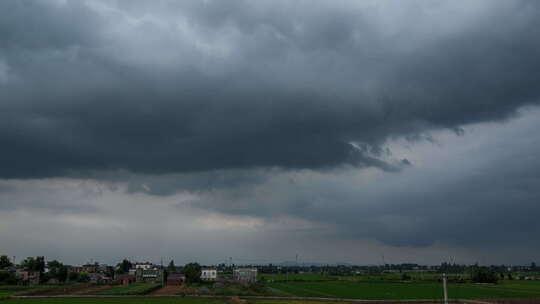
1, 298, 226, 304
0, 286, 35, 297
268, 280, 540, 300
3, 280, 540, 301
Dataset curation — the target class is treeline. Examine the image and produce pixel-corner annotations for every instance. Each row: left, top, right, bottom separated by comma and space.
0, 255, 91, 285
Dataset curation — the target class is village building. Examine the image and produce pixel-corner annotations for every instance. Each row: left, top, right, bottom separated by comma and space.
136, 268, 164, 283
115, 274, 136, 285
134, 262, 153, 270
201, 269, 217, 281
233, 268, 257, 284
88, 273, 112, 284
166, 272, 185, 285
81, 264, 99, 273
15, 270, 40, 285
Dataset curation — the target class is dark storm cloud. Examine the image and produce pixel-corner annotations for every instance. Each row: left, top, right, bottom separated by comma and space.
185, 118, 540, 249
0, 179, 100, 214
1, 0, 540, 178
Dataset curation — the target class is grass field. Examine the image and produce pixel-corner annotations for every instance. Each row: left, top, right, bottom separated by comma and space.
95, 283, 162, 296
259, 272, 469, 283
267, 280, 540, 300
259, 273, 337, 281
0, 286, 58, 297
3, 277, 540, 302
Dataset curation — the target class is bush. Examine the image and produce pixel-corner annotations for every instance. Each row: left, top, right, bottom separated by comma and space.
78, 273, 90, 283
0, 271, 18, 285
68, 272, 79, 282
472, 268, 498, 284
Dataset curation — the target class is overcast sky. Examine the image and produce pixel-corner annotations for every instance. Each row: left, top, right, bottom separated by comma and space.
1, 0, 540, 266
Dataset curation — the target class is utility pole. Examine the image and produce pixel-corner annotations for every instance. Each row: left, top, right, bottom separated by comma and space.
442, 273, 448, 304
161, 258, 164, 288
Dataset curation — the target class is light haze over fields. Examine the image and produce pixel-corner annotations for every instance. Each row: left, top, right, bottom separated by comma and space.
1, 0, 540, 265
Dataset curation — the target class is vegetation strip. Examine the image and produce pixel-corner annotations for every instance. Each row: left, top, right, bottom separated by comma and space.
7, 295, 473, 302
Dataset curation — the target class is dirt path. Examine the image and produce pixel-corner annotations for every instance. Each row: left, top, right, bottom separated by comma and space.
75, 285, 117, 295
150, 285, 184, 295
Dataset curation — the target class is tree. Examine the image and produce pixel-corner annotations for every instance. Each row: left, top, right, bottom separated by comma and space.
531, 262, 537, 271
0, 255, 12, 269
168, 260, 176, 272
45, 260, 68, 283
183, 262, 201, 284
119, 259, 132, 273
0, 271, 17, 284
472, 267, 498, 284
47, 260, 63, 269
79, 272, 90, 282
68, 272, 80, 282
21, 256, 45, 273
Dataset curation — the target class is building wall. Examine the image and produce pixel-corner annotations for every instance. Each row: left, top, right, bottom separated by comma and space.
233, 268, 257, 284
201, 269, 217, 281
135, 268, 163, 283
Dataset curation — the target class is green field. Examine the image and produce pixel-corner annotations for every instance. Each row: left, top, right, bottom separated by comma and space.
259, 273, 336, 281
0, 286, 57, 297
267, 280, 540, 299
95, 283, 161, 295
2, 278, 540, 302
259, 272, 468, 283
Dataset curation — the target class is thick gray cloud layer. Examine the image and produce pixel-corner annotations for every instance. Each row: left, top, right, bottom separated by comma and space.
1, 0, 540, 263
1, 0, 540, 177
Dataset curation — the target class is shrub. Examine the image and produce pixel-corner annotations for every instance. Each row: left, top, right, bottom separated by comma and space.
472, 268, 498, 284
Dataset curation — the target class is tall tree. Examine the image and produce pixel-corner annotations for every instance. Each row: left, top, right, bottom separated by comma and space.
0, 255, 12, 269
168, 260, 176, 272
183, 262, 201, 284
35, 256, 45, 273
57, 266, 68, 282
47, 260, 63, 269
46, 260, 68, 282
117, 259, 132, 273
22, 256, 45, 272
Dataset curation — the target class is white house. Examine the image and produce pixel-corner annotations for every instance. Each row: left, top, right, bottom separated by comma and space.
201, 269, 217, 281
135, 263, 153, 270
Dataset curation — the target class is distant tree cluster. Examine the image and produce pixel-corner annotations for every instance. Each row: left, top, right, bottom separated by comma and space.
21, 256, 45, 273
0, 255, 13, 269
115, 259, 132, 274
0, 255, 17, 284
472, 267, 499, 284
44, 260, 69, 283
